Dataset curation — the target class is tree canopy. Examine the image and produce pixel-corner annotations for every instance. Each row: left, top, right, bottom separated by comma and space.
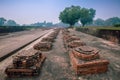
90, 17, 120, 26
59, 5, 96, 27
0, 17, 6, 26
105, 17, 120, 26
59, 6, 81, 27
80, 8, 96, 26
93, 18, 105, 26
5, 20, 18, 26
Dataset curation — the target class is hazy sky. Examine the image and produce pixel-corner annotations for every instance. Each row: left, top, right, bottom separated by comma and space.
0, 0, 120, 24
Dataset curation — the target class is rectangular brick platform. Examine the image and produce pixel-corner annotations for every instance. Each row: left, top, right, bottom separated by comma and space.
69, 52, 109, 75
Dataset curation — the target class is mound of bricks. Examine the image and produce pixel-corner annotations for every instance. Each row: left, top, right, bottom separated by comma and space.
63, 34, 71, 42
41, 37, 55, 42
48, 30, 59, 39
65, 35, 80, 44
62, 29, 70, 36
34, 29, 60, 51
72, 46, 100, 61
67, 40, 86, 48
5, 48, 46, 77
69, 46, 109, 75
33, 42, 52, 51
48, 33, 56, 39
12, 49, 43, 68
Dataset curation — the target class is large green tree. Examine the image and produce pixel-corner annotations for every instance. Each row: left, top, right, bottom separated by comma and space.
5, 20, 18, 26
59, 6, 96, 27
80, 8, 96, 26
93, 18, 105, 26
59, 5, 81, 27
105, 17, 120, 26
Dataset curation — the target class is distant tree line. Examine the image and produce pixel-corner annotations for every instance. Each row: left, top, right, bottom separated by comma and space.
0, 26, 26, 33
0, 18, 54, 27
0, 17, 26, 33
90, 17, 120, 27
30, 21, 53, 27
0, 17, 19, 26
0, 18, 54, 33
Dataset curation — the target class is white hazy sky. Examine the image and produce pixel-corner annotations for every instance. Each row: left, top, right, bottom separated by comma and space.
0, 0, 120, 25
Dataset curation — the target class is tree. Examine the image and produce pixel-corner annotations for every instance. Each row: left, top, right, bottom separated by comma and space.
93, 18, 105, 26
59, 6, 96, 27
5, 20, 18, 26
105, 17, 120, 26
80, 8, 96, 26
0, 17, 6, 26
59, 5, 81, 27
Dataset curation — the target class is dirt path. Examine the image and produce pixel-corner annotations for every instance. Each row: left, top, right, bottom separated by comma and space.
69, 29, 120, 80
38, 31, 76, 80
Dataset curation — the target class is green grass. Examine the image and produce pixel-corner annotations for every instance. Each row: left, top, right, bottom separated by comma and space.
96, 27, 120, 30
77, 26, 120, 30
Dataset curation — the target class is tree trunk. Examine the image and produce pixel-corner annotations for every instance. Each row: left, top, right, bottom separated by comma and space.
69, 25, 73, 28
82, 23, 85, 27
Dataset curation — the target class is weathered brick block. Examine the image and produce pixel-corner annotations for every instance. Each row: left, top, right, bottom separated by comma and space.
69, 52, 109, 75
5, 49, 46, 77
67, 40, 86, 48
71, 46, 100, 61
41, 37, 54, 42
33, 42, 52, 51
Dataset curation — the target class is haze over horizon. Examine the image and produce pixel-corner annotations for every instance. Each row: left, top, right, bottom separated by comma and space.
0, 0, 120, 25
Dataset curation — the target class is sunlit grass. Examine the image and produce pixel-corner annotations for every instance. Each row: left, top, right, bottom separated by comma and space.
77, 26, 120, 30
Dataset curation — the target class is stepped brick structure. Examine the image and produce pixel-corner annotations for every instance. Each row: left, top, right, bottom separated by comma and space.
67, 40, 86, 48
33, 42, 52, 51
5, 49, 46, 77
69, 46, 109, 75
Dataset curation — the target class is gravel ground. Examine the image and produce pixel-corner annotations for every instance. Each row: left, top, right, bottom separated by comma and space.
38, 31, 76, 80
